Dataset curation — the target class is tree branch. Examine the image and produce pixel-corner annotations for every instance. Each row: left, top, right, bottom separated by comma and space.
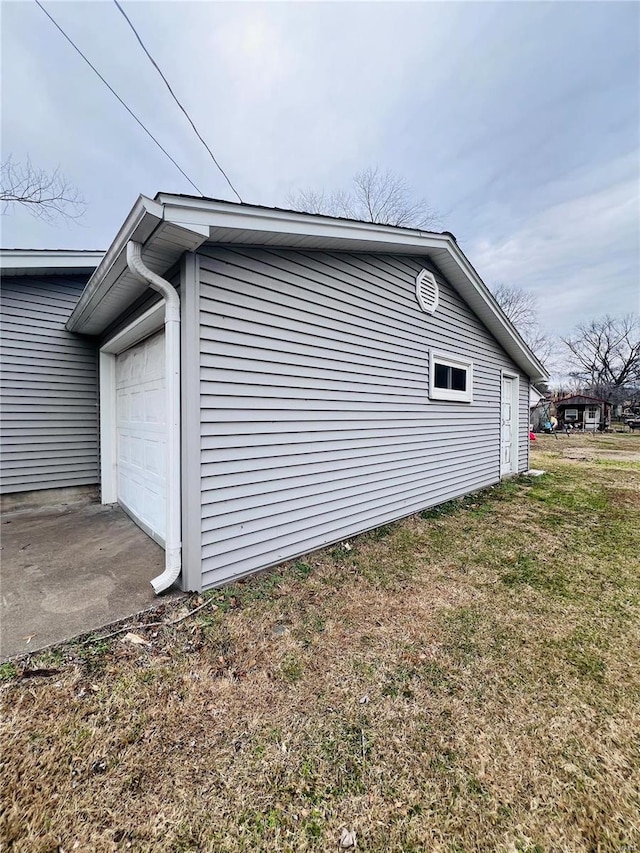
1, 155, 86, 222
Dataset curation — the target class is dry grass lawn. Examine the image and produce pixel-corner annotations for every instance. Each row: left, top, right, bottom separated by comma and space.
1, 432, 639, 852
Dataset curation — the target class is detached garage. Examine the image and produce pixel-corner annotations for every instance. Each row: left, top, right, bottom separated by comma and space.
1, 195, 548, 594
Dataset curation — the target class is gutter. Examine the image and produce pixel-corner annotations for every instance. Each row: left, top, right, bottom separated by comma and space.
67, 196, 163, 333
126, 241, 182, 594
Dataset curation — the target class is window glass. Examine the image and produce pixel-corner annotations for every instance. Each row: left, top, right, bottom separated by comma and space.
451, 367, 467, 392
434, 363, 467, 392
434, 363, 450, 388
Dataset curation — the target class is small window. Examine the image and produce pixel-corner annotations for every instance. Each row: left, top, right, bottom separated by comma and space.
429, 350, 473, 403
564, 408, 578, 421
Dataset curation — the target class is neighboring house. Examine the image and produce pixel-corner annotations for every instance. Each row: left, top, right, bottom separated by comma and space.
529, 386, 548, 432
555, 394, 610, 431
0, 195, 548, 593
0, 250, 104, 495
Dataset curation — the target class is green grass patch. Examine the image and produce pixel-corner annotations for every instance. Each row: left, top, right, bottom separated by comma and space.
500, 554, 571, 598
280, 653, 304, 684
555, 626, 609, 684
74, 636, 112, 672
0, 662, 18, 681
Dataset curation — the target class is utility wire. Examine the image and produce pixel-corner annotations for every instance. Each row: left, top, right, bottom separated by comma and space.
113, 0, 243, 203
34, 0, 203, 195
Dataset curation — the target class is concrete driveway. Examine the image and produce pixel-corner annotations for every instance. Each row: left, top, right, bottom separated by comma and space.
1, 500, 179, 659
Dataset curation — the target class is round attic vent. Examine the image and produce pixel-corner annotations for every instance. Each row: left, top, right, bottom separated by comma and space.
415, 269, 439, 314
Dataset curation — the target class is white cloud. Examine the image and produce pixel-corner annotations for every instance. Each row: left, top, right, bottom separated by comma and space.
470, 163, 640, 335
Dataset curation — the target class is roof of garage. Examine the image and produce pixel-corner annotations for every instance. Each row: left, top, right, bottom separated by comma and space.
65, 193, 549, 382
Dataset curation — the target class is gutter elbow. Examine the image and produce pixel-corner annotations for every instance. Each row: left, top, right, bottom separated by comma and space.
126, 241, 179, 312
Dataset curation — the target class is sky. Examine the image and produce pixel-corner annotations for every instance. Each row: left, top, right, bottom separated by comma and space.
1, 0, 639, 338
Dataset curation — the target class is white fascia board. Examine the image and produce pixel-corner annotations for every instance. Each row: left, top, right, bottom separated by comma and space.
159, 195, 448, 249
66, 196, 163, 332
0, 249, 104, 273
67, 197, 210, 335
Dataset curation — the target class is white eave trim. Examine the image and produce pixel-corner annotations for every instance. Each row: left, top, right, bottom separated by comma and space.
0, 249, 104, 273
66, 196, 164, 332
158, 193, 454, 249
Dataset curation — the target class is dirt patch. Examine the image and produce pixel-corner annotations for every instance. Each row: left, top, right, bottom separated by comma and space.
564, 449, 640, 462
535, 433, 640, 462
606, 487, 640, 508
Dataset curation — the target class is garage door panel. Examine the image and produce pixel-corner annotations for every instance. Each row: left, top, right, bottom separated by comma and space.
145, 386, 165, 422
116, 331, 166, 543
130, 434, 144, 469
145, 437, 165, 477
118, 392, 131, 423
130, 390, 144, 422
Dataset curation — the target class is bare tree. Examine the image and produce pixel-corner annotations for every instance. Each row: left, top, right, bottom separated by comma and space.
1, 156, 85, 222
562, 314, 640, 402
490, 282, 553, 365
287, 166, 439, 229
286, 187, 336, 216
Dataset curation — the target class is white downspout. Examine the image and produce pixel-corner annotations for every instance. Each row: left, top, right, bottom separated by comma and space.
126, 241, 181, 594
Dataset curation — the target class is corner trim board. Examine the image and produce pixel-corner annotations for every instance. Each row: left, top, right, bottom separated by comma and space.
180, 251, 203, 592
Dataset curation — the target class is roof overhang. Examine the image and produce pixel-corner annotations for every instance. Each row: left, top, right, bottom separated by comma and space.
0, 249, 104, 277
556, 395, 609, 406
66, 193, 548, 382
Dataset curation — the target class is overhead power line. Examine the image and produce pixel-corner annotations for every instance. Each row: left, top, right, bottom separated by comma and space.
113, 0, 243, 203
34, 0, 203, 195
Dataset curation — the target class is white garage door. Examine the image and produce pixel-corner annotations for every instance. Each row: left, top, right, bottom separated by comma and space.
116, 330, 166, 543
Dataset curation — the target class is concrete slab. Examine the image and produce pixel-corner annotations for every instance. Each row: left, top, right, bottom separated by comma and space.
0, 501, 179, 659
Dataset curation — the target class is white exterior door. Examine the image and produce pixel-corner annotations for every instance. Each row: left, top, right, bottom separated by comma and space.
501, 375, 518, 476
115, 331, 166, 542
584, 405, 600, 430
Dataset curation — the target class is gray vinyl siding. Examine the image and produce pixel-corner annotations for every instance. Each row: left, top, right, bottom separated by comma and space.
0, 275, 99, 493
196, 247, 531, 589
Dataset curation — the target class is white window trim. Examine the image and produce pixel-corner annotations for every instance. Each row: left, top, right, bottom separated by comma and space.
99, 303, 165, 505
429, 349, 473, 403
